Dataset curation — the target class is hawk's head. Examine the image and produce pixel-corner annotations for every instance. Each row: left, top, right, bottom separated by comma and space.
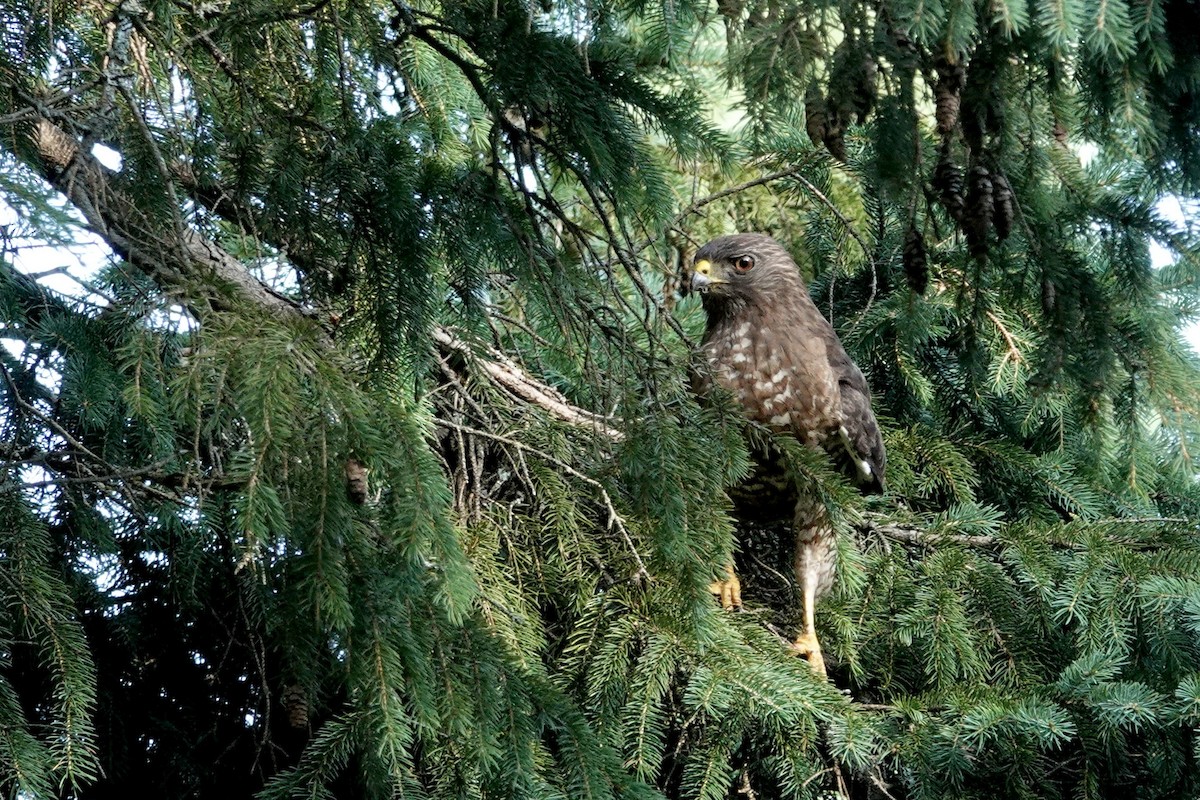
688, 233, 805, 307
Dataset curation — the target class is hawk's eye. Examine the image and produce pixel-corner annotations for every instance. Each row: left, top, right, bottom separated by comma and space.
734, 255, 755, 272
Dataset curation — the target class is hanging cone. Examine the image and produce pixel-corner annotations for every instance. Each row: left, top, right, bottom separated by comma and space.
903, 227, 929, 295
933, 150, 966, 222
933, 55, 966, 138
992, 172, 1015, 241
965, 164, 994, 257
283, 684, 309, 730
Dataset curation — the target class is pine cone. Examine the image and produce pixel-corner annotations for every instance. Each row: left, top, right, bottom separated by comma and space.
933, 55, 966, 137
933, 150, 965, 222
822, 41, 865, 160
934, 83, 961, 138
903, 227, 928, 295
717, 0, 743, 45
717, 0, 742, 19
283, 684, 309, 730
991, 172, 1014, 241
965, 164, 994, 257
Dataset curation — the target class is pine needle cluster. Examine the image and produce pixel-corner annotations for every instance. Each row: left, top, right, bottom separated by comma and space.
0, 0, 1199, 797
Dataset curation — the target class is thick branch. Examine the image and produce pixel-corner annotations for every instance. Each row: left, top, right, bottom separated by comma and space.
29, 118, 307, 320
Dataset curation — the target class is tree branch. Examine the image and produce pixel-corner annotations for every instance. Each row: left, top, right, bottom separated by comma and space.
863, 521, 998, 548
28, 117, 310, 321
433, 417, 648, 582
431, 328, 624, 440
20, 114, 634, 453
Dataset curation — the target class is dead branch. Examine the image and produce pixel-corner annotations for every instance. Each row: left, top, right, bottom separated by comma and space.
432, 327, 625, 440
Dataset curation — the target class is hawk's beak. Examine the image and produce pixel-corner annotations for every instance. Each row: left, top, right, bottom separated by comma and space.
690, 259, 722, 294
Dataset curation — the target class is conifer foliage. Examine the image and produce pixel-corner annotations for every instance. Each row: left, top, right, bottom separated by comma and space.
1, 0, 1200, 797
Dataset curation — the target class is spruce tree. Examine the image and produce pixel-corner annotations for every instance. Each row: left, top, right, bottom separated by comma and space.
1, 0, 1199, 797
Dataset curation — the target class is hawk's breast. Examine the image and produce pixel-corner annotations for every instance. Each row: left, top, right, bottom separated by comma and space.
700, 311, 843, 446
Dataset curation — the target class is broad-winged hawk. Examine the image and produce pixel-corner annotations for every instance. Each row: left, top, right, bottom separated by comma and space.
689, 232, 885, 675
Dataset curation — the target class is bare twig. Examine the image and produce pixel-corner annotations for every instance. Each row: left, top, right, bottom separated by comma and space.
869, 769, 901, 800
985, 310, 1023, 371
1, 364, 181, 505
673, 167, 809, 225
787, 171, 874, 266
431, 417, 649, 582
432, 327, 624, 440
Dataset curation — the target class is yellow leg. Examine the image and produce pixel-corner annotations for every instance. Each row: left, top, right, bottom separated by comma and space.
708, 563, 742, 610
791, 564, 826, 677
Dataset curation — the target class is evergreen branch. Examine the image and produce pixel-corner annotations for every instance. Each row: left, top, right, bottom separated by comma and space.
661, 164, 873, 269
168, 136, 635, 443
431, 417, 650, 583
628, 163, 876, 277
671, 167, 812, 229
0, 364, 182, 505
868, 769, 900, 800
432, 328, 625, 440
867, 521, 998, 548
786, 170, 874, 267
2, 363, 110, 475
985, 310, 1025, 370
404, 22, 495, 115
21, 116, 312, 322
860, 517, 1192, 550
401, 8, 689, 347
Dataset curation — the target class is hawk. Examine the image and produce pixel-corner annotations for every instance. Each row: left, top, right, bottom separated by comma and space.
689, 233, 885, 675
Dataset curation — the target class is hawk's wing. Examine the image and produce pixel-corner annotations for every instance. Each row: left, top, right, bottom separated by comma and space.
826, 342, 886, 493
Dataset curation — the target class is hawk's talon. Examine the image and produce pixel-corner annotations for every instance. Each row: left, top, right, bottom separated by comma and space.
791, 631, 827, 677
708, 564, 742, 610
